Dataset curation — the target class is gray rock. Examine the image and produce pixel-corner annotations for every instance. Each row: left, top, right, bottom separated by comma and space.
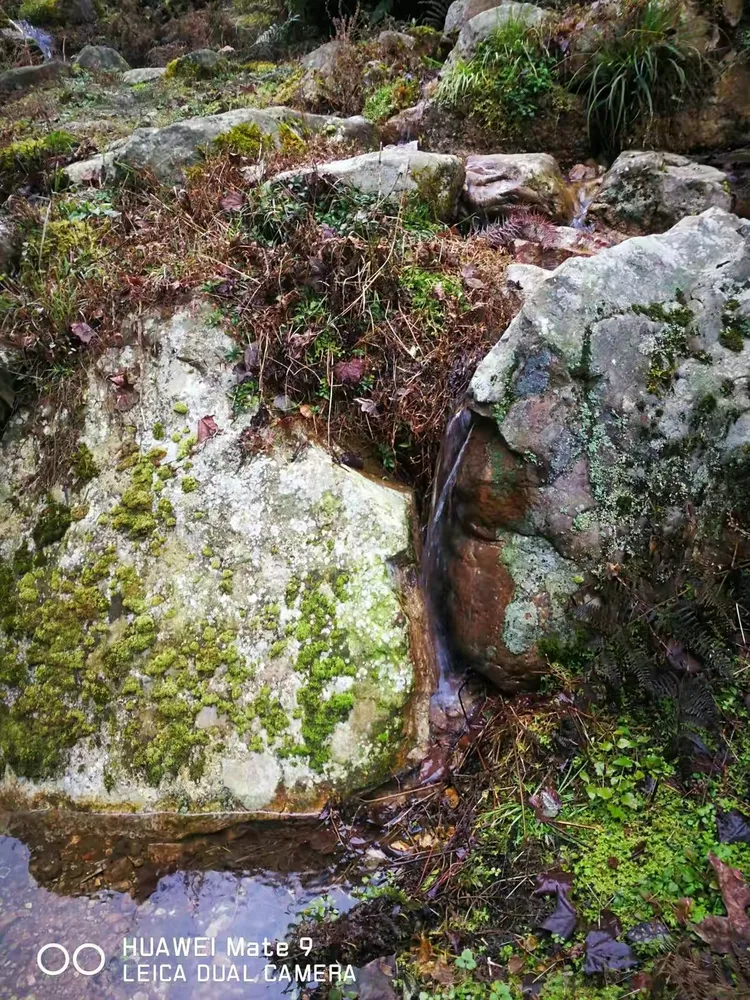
453, 208, 750, 688
300, 39, 348, 105
376, 30, 416, 52
64, 107, 377, 187
444, 0, 503, 34
590, 150, 732, 234
0, 303, 429, 812
272, 148, 465, 221
167, 49, 221, 78
0, 61, 70, 93
122, 67, 166, 85
464, 152, 575, 222
357, 957, 398, 1000
0, 215, 19, 275
505, 262, 551, 298
452, 2, 546, 61
73, 45, 130, 72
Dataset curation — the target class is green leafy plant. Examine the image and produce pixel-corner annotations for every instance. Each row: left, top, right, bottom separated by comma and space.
436, 18, 556, 133
363, 75, 421, 122
571, 0, 703, 154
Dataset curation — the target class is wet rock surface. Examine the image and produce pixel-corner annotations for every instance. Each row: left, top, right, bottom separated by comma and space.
0, 305, 428, 812
447, 208, 750, 687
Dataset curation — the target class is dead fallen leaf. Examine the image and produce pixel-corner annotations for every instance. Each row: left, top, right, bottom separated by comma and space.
333, 357, 366, 385
507, 955, 525, 975
197, 415, 220, 444
695, 853, 750, 953
443, 787, 460, 810
71, 321, 96, 344
219, 190, 245, 212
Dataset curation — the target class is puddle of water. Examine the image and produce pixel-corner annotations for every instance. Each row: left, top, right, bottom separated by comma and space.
0, 833, 354, 1000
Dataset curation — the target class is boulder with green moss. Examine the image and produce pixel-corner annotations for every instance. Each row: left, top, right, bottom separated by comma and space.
164, 48, 223, 80
63, 106, 377, 186
445, 208, 750, 690
590, 150, 732, 234
0, 304, 429, 814
272, 147, 465, 222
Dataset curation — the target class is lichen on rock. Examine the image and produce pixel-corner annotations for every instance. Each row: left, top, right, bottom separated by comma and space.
0, 304, 427, 814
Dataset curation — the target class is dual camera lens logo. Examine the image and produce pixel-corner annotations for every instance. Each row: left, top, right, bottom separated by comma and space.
36, 943, 106, 977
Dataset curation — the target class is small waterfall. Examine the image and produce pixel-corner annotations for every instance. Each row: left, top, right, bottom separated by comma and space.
421, 407, 473, 706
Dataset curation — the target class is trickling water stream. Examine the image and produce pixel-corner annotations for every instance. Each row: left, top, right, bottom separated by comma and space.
422, 407, 474, 707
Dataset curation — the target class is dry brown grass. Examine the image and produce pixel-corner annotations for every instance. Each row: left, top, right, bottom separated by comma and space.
1, 138, 513, 498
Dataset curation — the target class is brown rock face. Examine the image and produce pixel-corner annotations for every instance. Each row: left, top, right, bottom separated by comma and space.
430, 415, 561, 692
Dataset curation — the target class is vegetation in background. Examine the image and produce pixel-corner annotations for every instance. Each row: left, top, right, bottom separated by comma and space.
570, 0, 704, 154
436, 18, 557, 135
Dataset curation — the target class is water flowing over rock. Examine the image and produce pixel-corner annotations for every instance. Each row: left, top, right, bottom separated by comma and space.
64, 107, 378, 186
590, 151, 732, 234
0, 305, 429, 813
440, 208, 750, 689
463, 152, 575, 221
273, 148, 465, 221
73, 44, 130, 72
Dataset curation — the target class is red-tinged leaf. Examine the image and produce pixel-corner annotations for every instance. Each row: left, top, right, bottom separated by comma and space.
334, 357, 366, 385
71, 321, 96, 344
220, 190, 245, 212
695, 853, 750, 953
629, 973, 653, 992
197, 415, 220, 444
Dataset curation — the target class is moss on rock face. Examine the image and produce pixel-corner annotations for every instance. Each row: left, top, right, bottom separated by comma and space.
0, 305, 423, 810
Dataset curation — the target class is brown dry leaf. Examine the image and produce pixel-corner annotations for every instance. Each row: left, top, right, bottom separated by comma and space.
388, 840, 413, 854
414, 831, 439, 850
507, 955, 525, 975
219, 190, 245, 212
443, 787, 460, 810
695, 853, 750, 953
299, 404, 315, 419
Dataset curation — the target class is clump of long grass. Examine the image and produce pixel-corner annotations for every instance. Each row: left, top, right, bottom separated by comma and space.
436, 16, 557, 134
571, 0, 704, 155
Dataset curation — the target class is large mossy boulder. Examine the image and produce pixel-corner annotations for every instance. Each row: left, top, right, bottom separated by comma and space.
273, 148, 465, 222
0, 305, 429, 813
64, 107, 378, 187
445, 208, 750, 690
590, 151, 732, 234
